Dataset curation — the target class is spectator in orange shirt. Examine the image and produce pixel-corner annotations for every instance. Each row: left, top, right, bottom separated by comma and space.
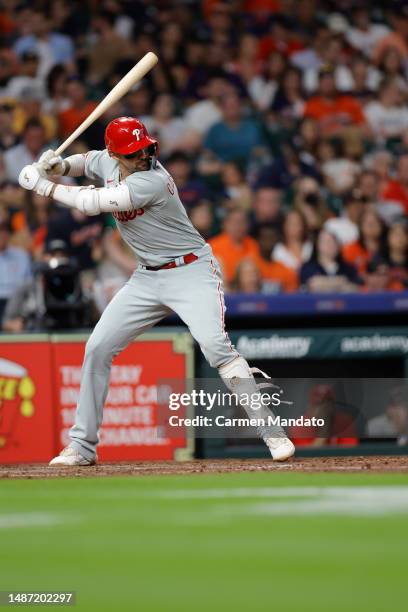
303, 65, 366, 137
58, 77, 97, 140
10, 190, 55, 258
382, 154, 408, 215
209, 209, 260, 287
254, 223, 299, 292
342, 209, 387, 274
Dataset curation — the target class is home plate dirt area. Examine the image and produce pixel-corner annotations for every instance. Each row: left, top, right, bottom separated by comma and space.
1, 456, 408, 478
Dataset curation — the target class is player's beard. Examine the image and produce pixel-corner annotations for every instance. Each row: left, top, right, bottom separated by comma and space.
120, 156, 150, 177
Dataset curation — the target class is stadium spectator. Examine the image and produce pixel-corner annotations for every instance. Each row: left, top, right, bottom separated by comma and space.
290, 384, 359, 447
189, 201, 215, 240
203, 90, 265, 163
252, 187, 283, 226
142, 93, 188, 157
125, 82, 152, 118
13, 9, 74, 79
209, 208, 260, 286
258, 14, 303, 61
300, 35, 347, 94
255, 143, 319, 192
247, 51, 286, 111
232, 257, 263, 294
3, 51, 44, 101
271, 66, 305, 123
382, 154, 408, 215
364, 78, 408, 144
300, 228, 361, 292
319, 140, 361, 196
272, 209, 312, 271
165, 152, 209, 210
385, 219, 408, 288
253, 223, 298, 293
0, 102, 18, 151
228, 34, 262, 86
87, 10, 130, 86
357, 170, 381, 205
45, 207, 104, 273
10, 190, 55, 258
293, 176, 332, 233
182, 75, 230, 151
377, 48, 408, 91
363, 256, 404, 292
294, 117, 320, 165
220, 162, 252, 212
372, 5, 408, 66
366, 385, 408, 445
0, 218, 32, 323
342, 209, 387, 274
324, 190, 365, 246
346, 6, 390, 58
338, 54, 380, 102
58, 77, 97, 140
42, 64, 69, 115
303, 65, 366, 138
3, 118, 47, 182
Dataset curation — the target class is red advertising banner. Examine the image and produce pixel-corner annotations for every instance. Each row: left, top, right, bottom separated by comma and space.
0, 331, 193, 464
52, 332, 193, 461
0, 337, 56, 463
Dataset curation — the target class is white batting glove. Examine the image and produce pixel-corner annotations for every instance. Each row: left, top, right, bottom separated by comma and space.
37, 149, 67, 176
18, 165, 54, 197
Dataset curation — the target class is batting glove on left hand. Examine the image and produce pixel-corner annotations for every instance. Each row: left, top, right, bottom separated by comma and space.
37, 149, 67, 176
18, 164, 54, 197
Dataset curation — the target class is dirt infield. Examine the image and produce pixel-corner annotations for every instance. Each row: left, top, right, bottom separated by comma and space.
1, 456, 408, 479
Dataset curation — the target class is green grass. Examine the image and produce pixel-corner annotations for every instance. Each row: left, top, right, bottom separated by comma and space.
1, 472, 408, 611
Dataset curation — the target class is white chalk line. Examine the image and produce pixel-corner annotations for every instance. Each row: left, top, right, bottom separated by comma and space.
141, 486, 408, 519
0, 512, 78, 529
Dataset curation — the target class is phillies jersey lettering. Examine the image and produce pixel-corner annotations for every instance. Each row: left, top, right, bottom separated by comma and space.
85, 150, 206, 266
112, 209, 145, 222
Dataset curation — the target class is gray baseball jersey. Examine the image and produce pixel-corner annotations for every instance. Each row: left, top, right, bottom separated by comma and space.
84, 150, 206, 266
65, 150, 284, 462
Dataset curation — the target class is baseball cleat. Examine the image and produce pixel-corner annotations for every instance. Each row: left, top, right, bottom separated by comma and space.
265, 437, 295, 461
49, 447, 97, 466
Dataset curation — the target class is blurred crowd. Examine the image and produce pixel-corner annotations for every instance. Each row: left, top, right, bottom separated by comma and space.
1, 0, 408, 330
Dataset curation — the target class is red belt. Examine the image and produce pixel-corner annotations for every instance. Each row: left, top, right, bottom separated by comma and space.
145, 252, 198, 271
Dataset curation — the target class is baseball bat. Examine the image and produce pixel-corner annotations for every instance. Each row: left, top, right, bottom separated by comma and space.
54, 51, 159, 156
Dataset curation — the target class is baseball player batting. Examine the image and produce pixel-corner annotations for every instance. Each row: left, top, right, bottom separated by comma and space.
18, 117, 295, 465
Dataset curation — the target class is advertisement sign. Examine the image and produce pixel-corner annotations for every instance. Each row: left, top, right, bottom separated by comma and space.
0, 337, 56, 463
52, 332, 193, 461
0, 331, 193, 464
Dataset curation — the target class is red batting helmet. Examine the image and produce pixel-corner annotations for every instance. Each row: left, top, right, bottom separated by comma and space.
104, 117, 157, 156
